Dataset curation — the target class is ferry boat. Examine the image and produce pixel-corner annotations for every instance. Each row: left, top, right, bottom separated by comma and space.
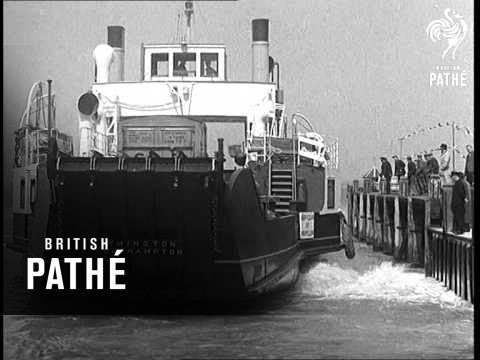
9, 2, 354, 304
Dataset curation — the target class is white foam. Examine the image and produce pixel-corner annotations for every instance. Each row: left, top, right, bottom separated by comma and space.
300, 261, 473, 310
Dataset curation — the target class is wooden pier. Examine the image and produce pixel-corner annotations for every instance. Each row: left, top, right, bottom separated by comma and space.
346, 183, 474, 304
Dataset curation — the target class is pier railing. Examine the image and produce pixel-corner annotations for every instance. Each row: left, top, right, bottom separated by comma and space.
346, 184, 474, 304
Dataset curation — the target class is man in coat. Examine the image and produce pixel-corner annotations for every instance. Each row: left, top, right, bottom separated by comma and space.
464, 144, 474, 185
439, 143, 451, 185
392, 155, 406, 181
380, 157, 393, 193
406, 156, 417, 195
451, 171, 470, 234
425, 152, 440, 176
415, 153, 427, 195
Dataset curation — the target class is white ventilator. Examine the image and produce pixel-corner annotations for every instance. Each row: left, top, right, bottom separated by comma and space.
93, 44, 114, 83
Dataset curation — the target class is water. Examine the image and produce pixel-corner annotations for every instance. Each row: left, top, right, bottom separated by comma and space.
3, 242, 473, 359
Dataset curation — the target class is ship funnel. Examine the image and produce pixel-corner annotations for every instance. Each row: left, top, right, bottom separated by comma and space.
251, 19, 269, 82
107, 26, 125, 82
93, 44, 114, 83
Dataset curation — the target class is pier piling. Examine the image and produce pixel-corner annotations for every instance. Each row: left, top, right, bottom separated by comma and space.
347, 184, 474, 304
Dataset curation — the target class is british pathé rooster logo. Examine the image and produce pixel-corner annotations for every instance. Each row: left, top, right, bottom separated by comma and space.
426, 8, 467, 61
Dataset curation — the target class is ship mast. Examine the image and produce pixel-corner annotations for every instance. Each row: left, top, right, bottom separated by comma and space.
183, 1, 194, 44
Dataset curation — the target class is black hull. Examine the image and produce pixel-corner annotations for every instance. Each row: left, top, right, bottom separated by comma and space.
9, 159, 351, 313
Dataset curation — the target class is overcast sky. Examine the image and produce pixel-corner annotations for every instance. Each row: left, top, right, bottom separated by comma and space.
3, 0, 474, 209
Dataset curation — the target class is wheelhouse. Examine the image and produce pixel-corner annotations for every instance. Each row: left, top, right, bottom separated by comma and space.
142, 44, 226, 81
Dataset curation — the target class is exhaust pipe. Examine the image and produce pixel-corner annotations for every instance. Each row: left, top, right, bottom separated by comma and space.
251, 19, 269, 83
108, 26, 125, 82
92, 26, 125, 83
93, 44, 114, 83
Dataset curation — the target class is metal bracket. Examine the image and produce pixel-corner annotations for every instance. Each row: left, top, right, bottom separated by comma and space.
117, 157, 125, 171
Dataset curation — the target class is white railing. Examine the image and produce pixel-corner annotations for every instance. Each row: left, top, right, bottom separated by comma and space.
83, 127, 108, 156
297, 133, 328, 168
322, 135, 339, 170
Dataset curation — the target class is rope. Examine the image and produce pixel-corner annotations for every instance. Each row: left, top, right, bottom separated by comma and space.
99, 93, 177, 111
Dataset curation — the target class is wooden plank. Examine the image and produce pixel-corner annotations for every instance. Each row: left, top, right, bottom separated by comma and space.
446, 237, 451, 290
434, 232, 439, 280
447, 237, 453, 290
454, 241, 458, 296
458, 242, 462, 298
372, 194, 378, 249
438, 232, 443, 281
442, 186, 454, 233
460, 243, 465, 300
453, 241, 458, 295
366, 195, 373, 244
359, 193, 365, 241
466, 244, 472, 302
471, 244, 474, 304
393, 196, 401, 259
436, 232, 441, 280
362, 194, 367, 241
383, 197, 394, 254
373, 194, 383, 251
429, 231, 434, 279
418, 198, 428, 268
352, 193, 359, 238
407, 197, 415, 263
382, 196, 388, 253
442, 235, 447, 286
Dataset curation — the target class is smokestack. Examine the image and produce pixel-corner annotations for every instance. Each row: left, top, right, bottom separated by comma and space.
107, 26, 125, 82
251, 19, 269, 82
93, 44, 113, 83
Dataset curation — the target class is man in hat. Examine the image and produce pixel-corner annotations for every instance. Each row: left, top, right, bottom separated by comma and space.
451, 171, 470, 234
439, 143, 451, 185
464, 144, 474, 185
392, 155, 406, 181
380, 157, 393, 193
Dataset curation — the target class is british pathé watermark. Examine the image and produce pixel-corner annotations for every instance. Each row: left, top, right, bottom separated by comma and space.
426, 8, 468, 88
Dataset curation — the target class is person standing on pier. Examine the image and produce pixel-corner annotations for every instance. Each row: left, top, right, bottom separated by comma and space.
439, 143, 451, 185
380, 157, 393, 193
424, 152, 440, 196
415, 154, 427, 195
464, 144, 474, 185
406, 156, 417, 195
451, 171, 470, 235
392, 155, 406, 181
425, 152, 439, 175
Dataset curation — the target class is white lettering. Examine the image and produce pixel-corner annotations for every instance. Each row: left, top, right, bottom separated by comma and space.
27, 258, 44, 289
101, 238, 108, 250
64, 258, 82, 289
430, 71, 468, 88
429, 72, 436, 87
86, 258, 103, 289
46, 258, 64, 289
451, 72, 459, 86
110, 250, 126, 290
461, 72, 467, 87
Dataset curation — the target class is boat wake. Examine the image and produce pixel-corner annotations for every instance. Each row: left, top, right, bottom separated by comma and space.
299, 260, 473, 310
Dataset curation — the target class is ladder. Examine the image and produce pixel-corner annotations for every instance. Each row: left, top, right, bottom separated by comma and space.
270, 168, 293, 214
